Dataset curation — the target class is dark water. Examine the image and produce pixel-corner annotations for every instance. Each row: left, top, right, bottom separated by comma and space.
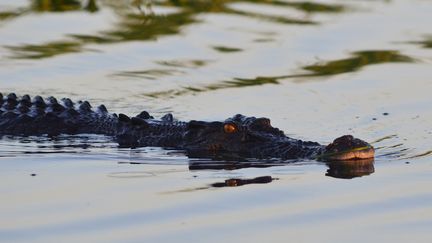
1, 0, 432, 242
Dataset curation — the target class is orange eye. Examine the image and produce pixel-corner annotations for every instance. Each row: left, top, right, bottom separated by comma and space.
223, 123, 237, 133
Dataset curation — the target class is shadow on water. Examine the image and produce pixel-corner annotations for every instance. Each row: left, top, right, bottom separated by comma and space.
145, 50, 415, 98
3, 0, 345, 59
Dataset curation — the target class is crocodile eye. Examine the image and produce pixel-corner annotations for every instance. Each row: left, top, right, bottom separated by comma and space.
223, 123, 237, 134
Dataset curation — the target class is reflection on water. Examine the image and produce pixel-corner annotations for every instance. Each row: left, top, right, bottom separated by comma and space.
32, 0, 83, 12
405, 150, 432, 159
7, 42, 85, 59
189, 158, 374, 179
3, 0, 346, 59
113, 68, 184, 80
163, 176, 276, 193
212, 45, 243, 53
188, 159, 290, 170
0, 10, 23, 21
112, 59, 213, 79
0, 134, 374, 179
409, 36, 432, 49
211, 176, 275, 187
145, 50, 415, 98
298, 50, 415, 77
0, 134, 117, 157
325, 159, 374, 179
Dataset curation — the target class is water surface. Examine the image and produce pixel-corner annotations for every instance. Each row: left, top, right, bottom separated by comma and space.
1, 0, 432, 242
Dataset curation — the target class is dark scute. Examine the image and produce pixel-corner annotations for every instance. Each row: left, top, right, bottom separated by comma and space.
0, 92, 3, 101
7, 93, 17, 100
61, 98, 74, 108
33, 96, 46, 108
21, 94, 31, 104
83, 101, 92, 108
33, 95, 43, 102
233, 114, 245, 121
79, 101, 92, 112
130, 117, 149, 127
161, 113, 173, 122
118, 113, 130, 122
47, 96, 58, 104
97, 104, 108, 113
136, 111, 153, 119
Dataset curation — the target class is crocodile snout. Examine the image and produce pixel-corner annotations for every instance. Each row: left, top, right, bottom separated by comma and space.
321, 135, 375, 161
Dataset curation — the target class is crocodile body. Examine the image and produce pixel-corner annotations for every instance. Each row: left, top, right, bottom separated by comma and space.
0, 93, 374, 161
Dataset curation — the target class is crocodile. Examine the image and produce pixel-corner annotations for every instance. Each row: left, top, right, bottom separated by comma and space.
0, 92, 374, 161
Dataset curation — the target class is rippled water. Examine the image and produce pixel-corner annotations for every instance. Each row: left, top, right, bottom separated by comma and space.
1, 0, 432, 242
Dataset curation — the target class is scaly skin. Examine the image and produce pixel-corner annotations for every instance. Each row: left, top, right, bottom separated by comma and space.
0, 93, 374, 161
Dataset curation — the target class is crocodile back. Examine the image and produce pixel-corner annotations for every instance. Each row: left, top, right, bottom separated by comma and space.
0, 93, 118, 136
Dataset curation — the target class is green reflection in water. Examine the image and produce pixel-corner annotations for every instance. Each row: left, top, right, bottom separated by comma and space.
277, 1, 344, 13
0, 11, 22, 21
6, 10, 196, 59
156, 59, 211, 68
6, 41, 84, 59
32, 0, 82, 12
113, 69, 185, 80
409, 36, 432, 49
161, 0, 344, 14
226, 8, 316, 25
113, 59, 212, 80
300, 50, 414, 76
4, 0, 345, 59
145, 50, 415, 98
213, 46, 243, 53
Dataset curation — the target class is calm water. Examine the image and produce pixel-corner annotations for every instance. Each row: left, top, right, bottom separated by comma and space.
1, 0, 432, 242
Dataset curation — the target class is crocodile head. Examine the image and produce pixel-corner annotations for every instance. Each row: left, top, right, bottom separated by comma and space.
184, 114, 374, 161
184, 114, 322, 159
